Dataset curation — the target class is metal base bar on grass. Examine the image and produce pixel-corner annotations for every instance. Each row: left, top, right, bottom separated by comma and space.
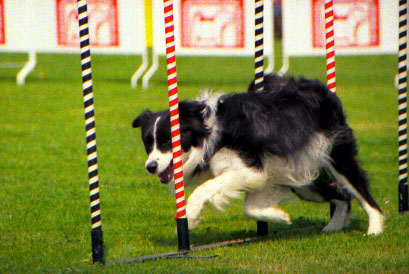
398, 0, 409, 214
118, 236, 259, 264
76, 0, 105, 264
110, 225, 319, 265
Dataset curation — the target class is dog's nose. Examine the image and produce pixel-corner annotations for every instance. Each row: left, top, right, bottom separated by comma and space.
146, 161, 158, 174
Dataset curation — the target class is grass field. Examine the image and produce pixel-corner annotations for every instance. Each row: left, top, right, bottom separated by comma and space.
1, 50, 409, 273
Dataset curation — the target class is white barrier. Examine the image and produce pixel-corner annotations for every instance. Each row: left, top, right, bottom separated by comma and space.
141, 0, 274, 88
0, 0, 147, 85
1, 0, 399, 85
283, 0, 397, 56
0, 0, 146, 54
280, 0, 398, 74
152, 0, 273, 56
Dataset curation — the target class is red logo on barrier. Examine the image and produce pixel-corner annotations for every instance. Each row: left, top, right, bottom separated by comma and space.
0, 0, 5, 45
181, 0, 244, 49
312, 0, 380, 48
56, 0, 119, 47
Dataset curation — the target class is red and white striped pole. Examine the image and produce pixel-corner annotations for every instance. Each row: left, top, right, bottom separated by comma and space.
163, 0, 190, 251
325, 0, 337, 217
325, 0, 336, 94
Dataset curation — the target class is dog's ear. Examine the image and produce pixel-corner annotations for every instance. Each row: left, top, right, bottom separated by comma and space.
132, 110, 154, 128
179, 101, 207, 119
179, 101, 211, 146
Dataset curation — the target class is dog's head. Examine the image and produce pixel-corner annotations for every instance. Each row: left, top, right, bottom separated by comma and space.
132, 101, 210, 184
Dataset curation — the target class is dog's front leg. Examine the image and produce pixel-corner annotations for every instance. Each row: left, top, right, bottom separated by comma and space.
243, 186, 292, 224
186, 172, 248, 230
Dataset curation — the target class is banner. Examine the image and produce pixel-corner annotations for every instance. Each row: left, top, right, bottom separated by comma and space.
56, 0, 119, 47
283, 0, 398, 56
0, 0, 146, 55
152, 0, 273, 56
180, 0, 245, 49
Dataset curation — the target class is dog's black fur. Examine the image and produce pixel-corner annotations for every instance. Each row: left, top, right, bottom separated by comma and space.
246, 75, 380, 209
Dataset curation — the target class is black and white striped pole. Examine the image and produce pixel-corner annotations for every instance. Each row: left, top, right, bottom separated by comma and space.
76, 0, 105, 263
255, 0, 268, 235
398, 0, 409, 214
254, 0, 265, 92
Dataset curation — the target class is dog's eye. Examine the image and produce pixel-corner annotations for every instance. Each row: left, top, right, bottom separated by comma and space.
159, 138, 171, 146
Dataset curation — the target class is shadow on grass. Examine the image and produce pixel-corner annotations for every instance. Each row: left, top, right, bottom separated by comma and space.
149, 217, 363, 248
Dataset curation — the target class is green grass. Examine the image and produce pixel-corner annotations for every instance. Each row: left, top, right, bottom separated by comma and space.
1, 49, 409, 273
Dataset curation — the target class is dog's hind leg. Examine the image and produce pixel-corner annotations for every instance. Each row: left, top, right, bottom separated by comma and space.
243, 186, 292, 224
292, 170, 352, 232
323, 199, 351, 232
325, 160, 384, 235
323, 128, 384, 235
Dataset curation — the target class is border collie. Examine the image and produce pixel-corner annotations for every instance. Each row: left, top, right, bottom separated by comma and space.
132, 74, 384, 235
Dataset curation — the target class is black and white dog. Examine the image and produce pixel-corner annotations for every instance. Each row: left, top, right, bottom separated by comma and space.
132, 74, 384, 235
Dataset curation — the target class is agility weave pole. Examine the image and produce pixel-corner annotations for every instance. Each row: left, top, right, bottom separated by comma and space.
76, 0, 105, 264
398, 0, 409, 214
325, 0, 336, 94
163, 0, 190, 251
324, 0, 337, 217
254, 0, 269, 235
254, 0, 264, 92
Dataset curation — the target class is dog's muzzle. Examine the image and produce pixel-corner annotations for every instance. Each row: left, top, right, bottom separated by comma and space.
146, 161, 174, 184
146, 161, 158, 174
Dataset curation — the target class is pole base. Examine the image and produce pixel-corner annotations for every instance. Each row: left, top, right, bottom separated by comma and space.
257, 221, 268, 236
399, 183, 409, 214
91, 229, 105, 265
176, 218, 190, 251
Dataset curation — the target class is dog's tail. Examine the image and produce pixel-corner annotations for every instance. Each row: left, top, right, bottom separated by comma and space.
248, 74, 346, 131
247, 74, 287, 94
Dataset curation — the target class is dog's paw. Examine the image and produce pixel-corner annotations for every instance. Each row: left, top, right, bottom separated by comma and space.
322, 222, 344, 233
271, 209, 292, 224
187, 217, 201, 230
244, 206, 292, 224
365, 212, 384, 236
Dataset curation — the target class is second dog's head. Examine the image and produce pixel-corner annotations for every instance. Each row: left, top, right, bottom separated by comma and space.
132, 101, 210, 184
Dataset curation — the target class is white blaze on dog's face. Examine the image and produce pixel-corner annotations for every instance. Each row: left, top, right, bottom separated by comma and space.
145, 116, 174, 183
132, 110, 175, 184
